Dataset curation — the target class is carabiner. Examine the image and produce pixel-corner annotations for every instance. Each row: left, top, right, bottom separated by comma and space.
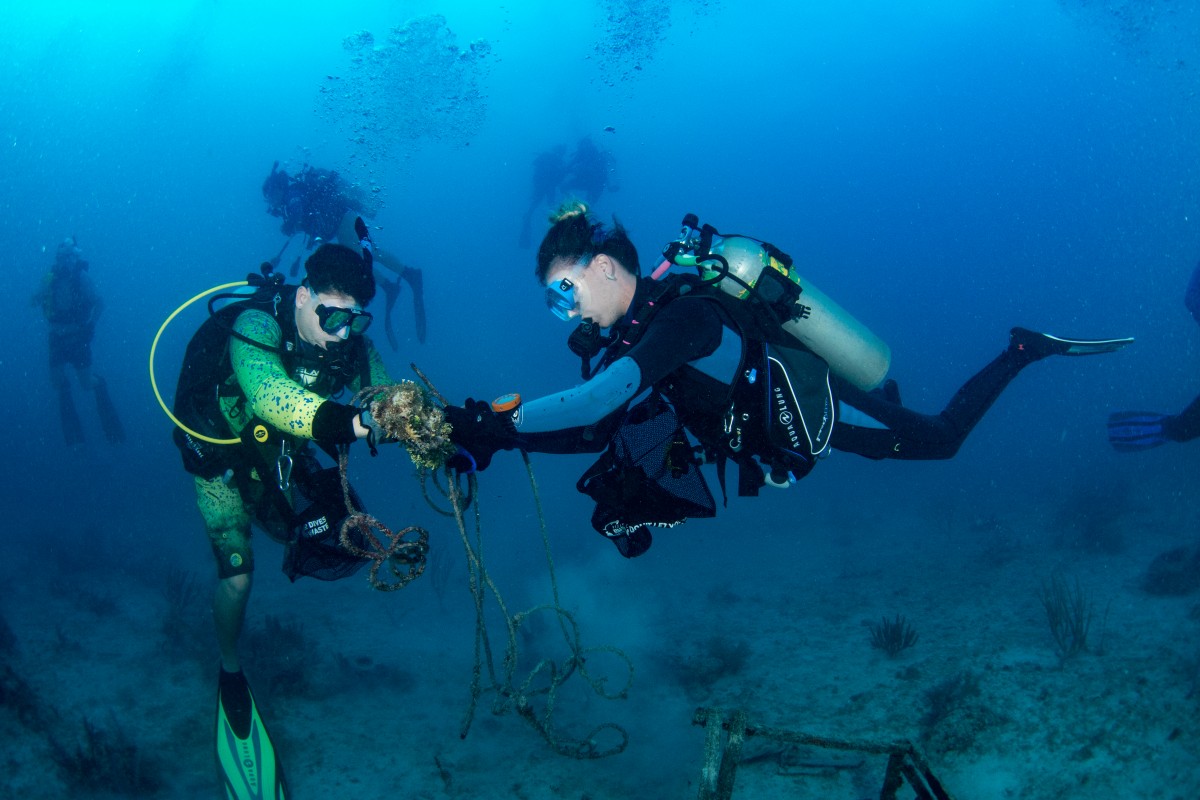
276, 440, 294, 491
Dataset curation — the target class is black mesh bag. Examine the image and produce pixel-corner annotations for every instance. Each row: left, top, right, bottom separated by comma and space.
282, 464, 371, 582
577, 394, 715, 557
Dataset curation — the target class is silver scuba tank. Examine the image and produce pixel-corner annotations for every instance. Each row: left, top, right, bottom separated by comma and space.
706, 236, 891, 391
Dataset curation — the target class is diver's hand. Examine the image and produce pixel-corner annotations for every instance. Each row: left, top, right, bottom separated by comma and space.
357, 407, 405, 457
444, 398, 517, 472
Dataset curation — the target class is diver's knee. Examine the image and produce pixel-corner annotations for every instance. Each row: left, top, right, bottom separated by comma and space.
217, 572, 252, 602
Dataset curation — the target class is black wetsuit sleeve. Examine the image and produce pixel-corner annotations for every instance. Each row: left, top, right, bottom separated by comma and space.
512, 414, 624, 454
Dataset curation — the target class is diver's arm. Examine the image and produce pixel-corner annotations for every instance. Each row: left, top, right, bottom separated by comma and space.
516, 357, 642, 433
513, 298, 723, 437
230, 310, 367, 443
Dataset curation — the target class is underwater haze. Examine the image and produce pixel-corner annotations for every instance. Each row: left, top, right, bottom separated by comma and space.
2, 1, 1200, 798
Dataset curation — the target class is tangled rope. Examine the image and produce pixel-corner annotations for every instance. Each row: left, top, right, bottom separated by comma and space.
334, 366, 634, 756
331, 380, 449, 591
336, 448, 429, 592
447, 453, 633, 759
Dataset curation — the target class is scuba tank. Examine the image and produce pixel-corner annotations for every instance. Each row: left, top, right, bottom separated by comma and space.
656, 214, 891, 391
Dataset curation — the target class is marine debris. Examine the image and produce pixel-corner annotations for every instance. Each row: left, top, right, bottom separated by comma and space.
694, 707, 956, 800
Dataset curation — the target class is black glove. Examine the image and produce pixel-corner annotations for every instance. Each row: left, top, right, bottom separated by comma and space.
358, 408, 398, 456
312, 401, 362, 446
444, 398, 518, 472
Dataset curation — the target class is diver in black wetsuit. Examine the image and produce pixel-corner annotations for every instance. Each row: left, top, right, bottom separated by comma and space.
1108, 260, 1200, 450
518, 138, 617, 249
562, 136, 616, 207
262, 162, 427, 347
33, 237, 125, 445
519, 144, 568, 249
445, 203, 1133, 558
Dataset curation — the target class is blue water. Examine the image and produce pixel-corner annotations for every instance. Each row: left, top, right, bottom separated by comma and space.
3, 2, 1199, 798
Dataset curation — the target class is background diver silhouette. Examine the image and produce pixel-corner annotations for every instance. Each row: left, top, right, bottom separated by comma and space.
33, 237, 125, 445
262, 161, 426, 347
1108, 259, 1200, 450
518, 137, 617, 249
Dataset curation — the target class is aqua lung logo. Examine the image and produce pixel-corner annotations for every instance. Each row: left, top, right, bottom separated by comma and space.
296, 366, 320, 388
768, 355, 833, 454
772, 385, 805, 452
241, 739, 258, 789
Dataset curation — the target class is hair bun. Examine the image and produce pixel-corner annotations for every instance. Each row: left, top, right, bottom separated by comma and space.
550, 200, 589, 224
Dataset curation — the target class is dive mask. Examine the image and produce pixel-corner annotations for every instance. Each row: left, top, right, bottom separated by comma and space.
545, 276, 578, 321
316, 304, 372, 336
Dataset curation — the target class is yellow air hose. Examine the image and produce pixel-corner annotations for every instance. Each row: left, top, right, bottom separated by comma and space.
149, 281, 249, 445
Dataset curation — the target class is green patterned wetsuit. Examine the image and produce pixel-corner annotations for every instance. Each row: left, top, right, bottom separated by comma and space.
195, 305, 392, 579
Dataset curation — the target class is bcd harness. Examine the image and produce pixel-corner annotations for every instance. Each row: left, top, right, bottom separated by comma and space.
171, 265, 374, 579
569, 220, 838, 505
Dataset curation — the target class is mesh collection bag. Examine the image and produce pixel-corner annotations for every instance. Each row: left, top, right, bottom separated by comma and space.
577, 394, 715, 557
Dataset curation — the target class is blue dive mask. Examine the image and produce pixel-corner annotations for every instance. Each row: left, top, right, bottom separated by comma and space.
545, 276, 579, 321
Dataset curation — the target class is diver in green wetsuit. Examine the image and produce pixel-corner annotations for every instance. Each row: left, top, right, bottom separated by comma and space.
174, 242, 394, 672
174, 242, 398, 797
33, 237, 125, 445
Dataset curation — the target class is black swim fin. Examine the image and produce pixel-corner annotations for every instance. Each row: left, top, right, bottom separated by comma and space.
93, 377, 126, 444
216, 669, 287, 800
1107, 410, 1172, 452
380, 275, 401, 351
405, 267, 427, 344
58, 384, 85, 445
1010, 327, 1134, 360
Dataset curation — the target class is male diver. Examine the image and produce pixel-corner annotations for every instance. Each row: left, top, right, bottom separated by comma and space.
172, 242, 396, 797
1108, 259, 1200, 450
445, 203, 1133, 558
261, 161, 427, 347
33, 237, 125, 445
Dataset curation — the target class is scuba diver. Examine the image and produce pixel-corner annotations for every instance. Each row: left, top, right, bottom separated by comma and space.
518, 138, 618, 249
444, 203, 1134, 558
32, 237, 125, 445
519, 144, 568, 249
262, 161, 427, 347
562, 135, 617, 207
1108, 259, 1200, 450
169, 239, 400, 797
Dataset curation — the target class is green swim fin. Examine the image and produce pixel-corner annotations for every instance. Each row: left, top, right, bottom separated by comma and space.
216, 669, 287, 800
93, 377, 126, 444
1107, 410, 1172, 452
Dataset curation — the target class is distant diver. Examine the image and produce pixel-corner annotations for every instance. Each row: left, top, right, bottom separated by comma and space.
562, 135, 617, 206
518, 137, 617, 249
262, 161, 426, 347
33, 237, 125, 445
519, 144, 568, 249
1108, 259, 1200, 451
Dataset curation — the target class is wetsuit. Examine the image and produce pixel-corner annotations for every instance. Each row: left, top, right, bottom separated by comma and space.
39, 264, 101, 370
189, 299, 392, 579
1164, 395, 1200, 443
279, 168, 361, 248
1171, 263, 1200, 441
506, 276, 1041, 468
